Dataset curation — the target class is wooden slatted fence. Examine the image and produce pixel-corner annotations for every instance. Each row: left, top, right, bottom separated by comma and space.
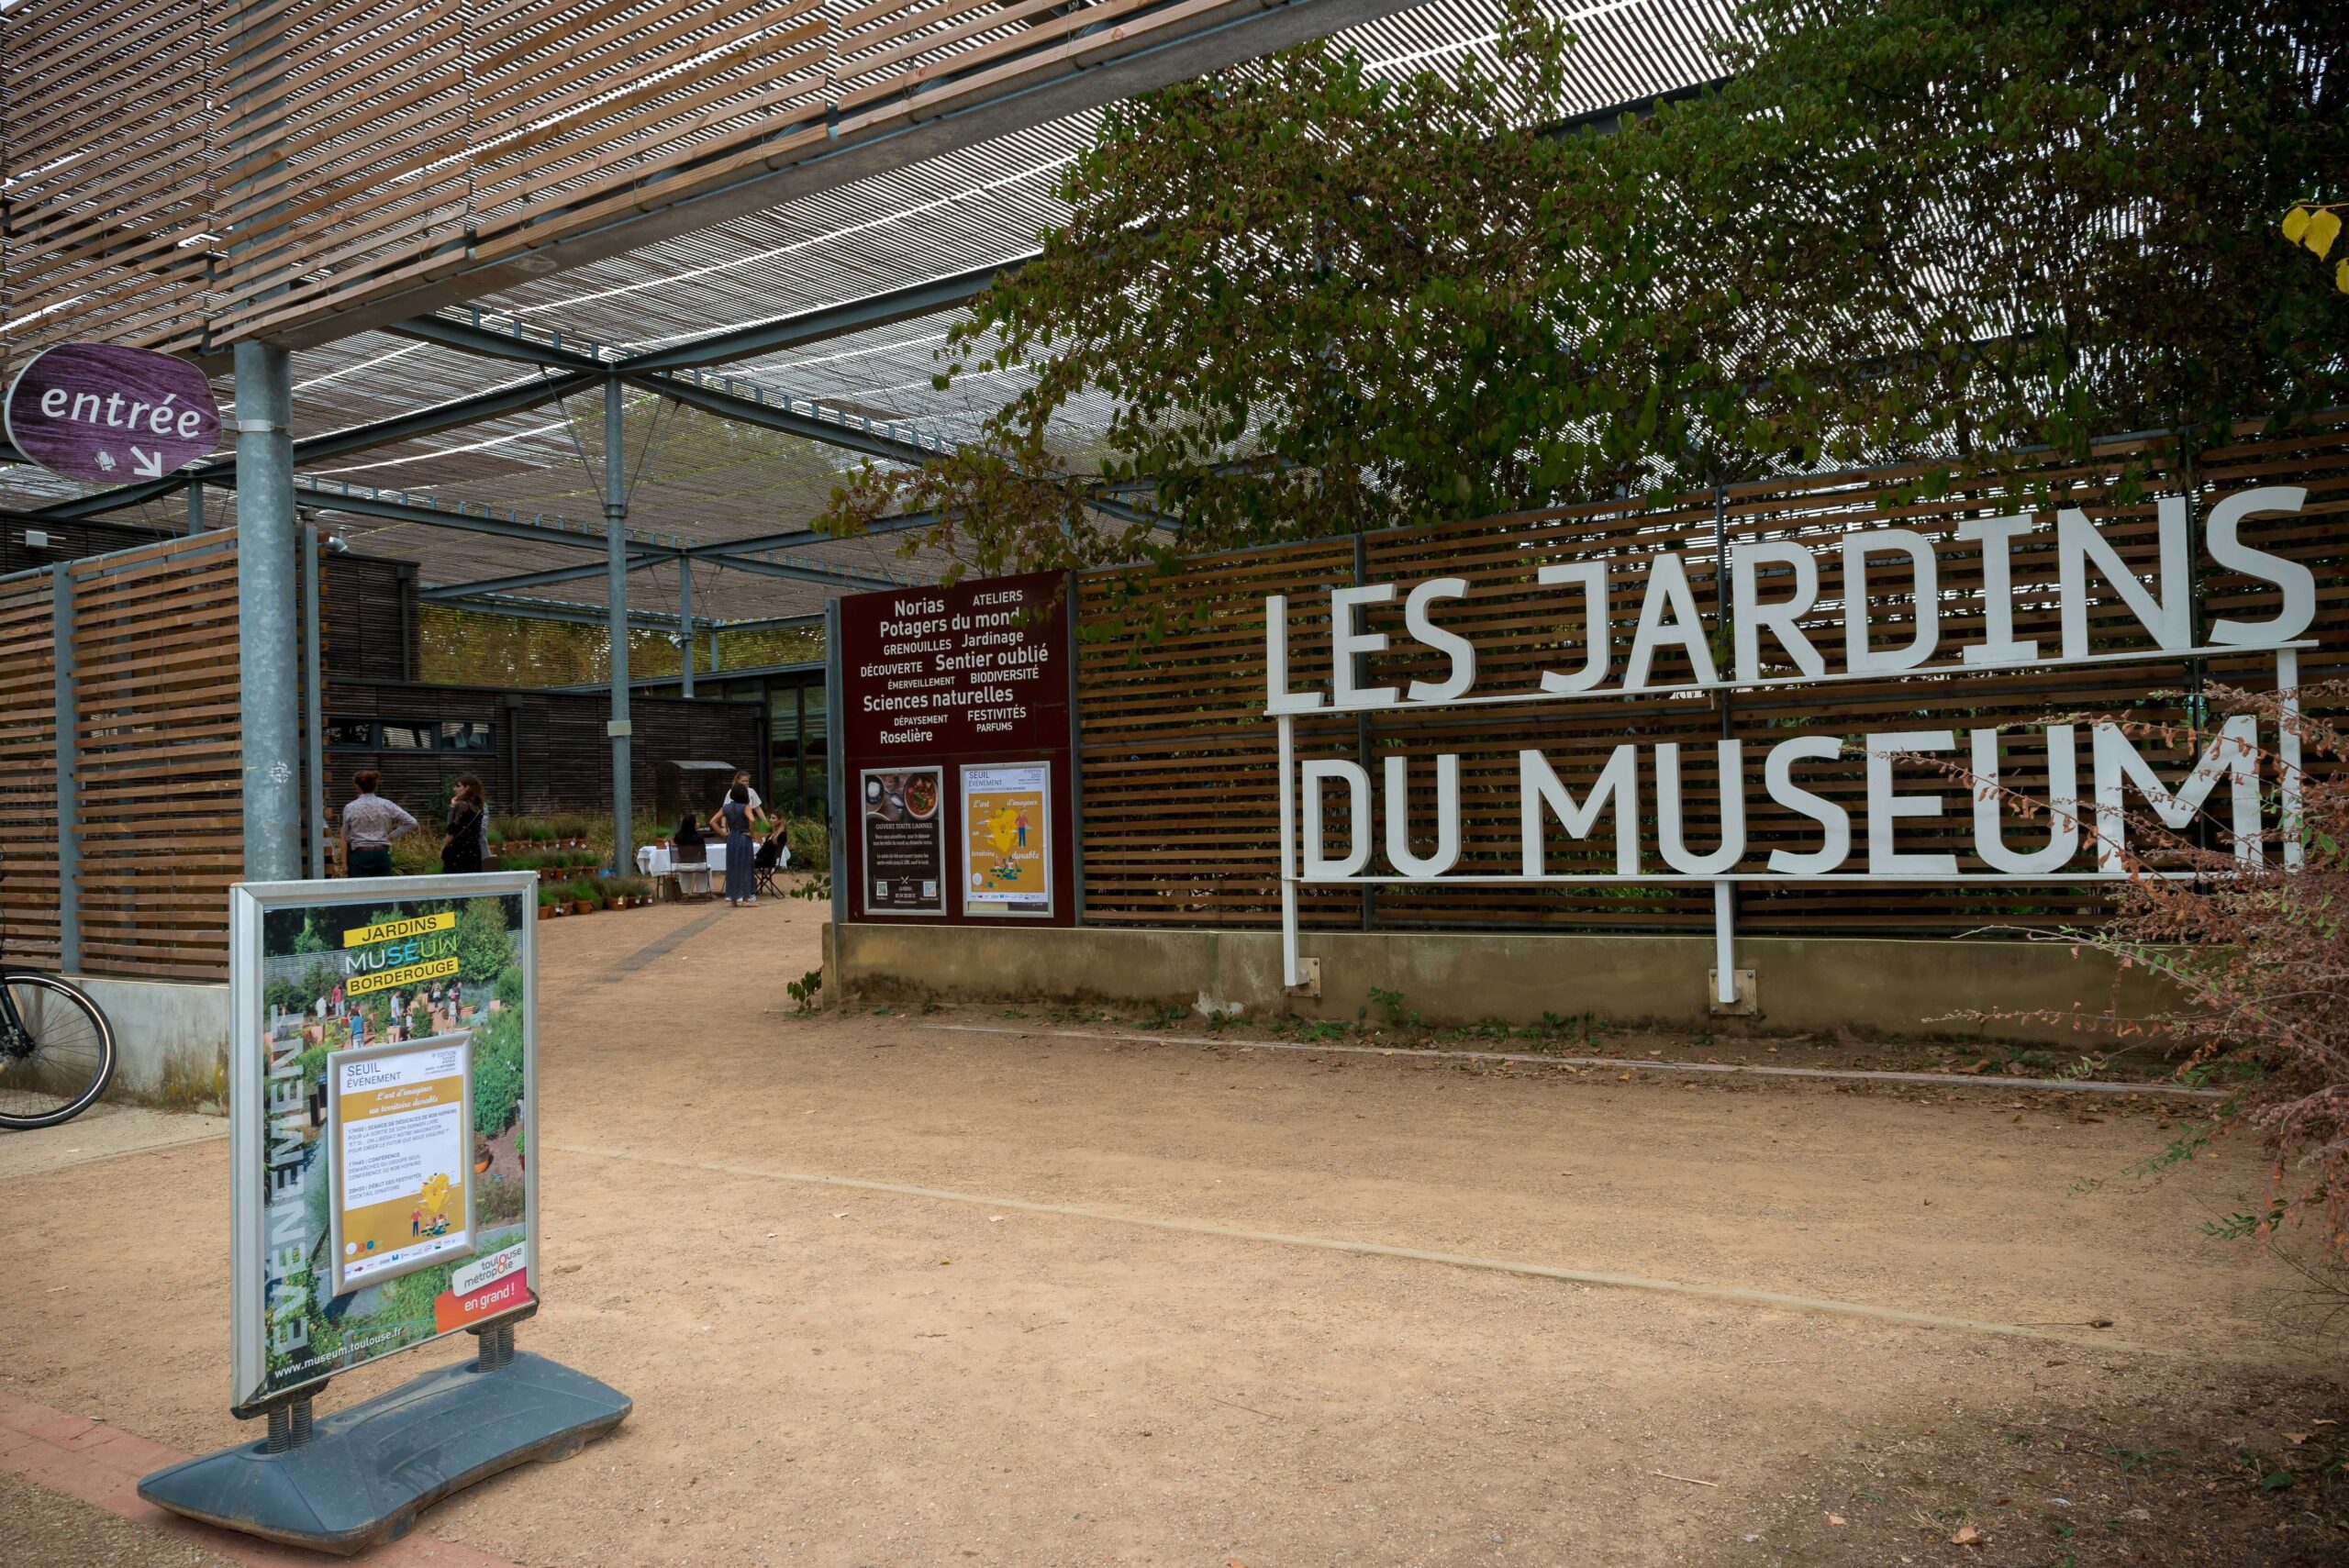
1072, 416, 2349, 936
0, 531, 249, 981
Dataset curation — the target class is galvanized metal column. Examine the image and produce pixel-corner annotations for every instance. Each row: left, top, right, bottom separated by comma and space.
678, 565, 695, 697
825, 598, 846, 935
187, 479, 206, 535
1710, 481, 1736, 1007
237, 342, 302, 881
52, 570, 79, 972
300, 519, 326, 878
603, 377, 633, 873
1063, 570, 1085, 924
709, 628, 721, 673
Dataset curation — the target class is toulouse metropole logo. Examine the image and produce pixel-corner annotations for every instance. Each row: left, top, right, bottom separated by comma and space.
3, 342, 220, 485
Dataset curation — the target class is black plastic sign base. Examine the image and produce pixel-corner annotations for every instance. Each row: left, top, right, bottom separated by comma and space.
138, 1351, 630, 1556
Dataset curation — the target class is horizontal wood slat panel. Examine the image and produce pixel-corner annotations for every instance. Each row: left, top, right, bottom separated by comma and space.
0, 534, 251, 979
1, 0, 1343, 359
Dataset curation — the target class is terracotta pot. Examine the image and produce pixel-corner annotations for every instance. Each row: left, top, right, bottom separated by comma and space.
570, 900, 595, 916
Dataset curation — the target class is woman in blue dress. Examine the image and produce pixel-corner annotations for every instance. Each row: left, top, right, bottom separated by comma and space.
720, 784, 764, 906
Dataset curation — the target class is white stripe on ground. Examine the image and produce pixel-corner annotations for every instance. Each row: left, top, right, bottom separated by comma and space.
917, 1022, 2222, 1100
551, 1141, 2159, 1355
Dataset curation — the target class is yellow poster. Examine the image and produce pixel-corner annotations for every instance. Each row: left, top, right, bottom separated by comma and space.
962, 762, 1051, 915
328, 1037, 474, 1296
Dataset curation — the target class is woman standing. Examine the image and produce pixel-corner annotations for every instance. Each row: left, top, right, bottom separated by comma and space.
718, 784, 763, 906
342, 771, 417, 877
441, 778, 485, 874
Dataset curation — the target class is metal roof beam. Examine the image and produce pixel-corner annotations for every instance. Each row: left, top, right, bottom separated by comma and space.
25, 473, 193, 519
633, 372, 950, 468
431, 592, 686, 631
295, 372, 601, 464
384, 315, 610, 372
695, 551, 906, 592
681, 511, 941, 561
616, 259, 1027, 374
713, 612, 827, 633
289, 478, 681, 552
419, 554, 668, 599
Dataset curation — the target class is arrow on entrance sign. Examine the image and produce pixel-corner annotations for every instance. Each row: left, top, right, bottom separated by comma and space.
2, 343, 220, 486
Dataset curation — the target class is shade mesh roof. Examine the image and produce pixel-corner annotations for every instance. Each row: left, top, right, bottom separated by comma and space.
0, 0, 1742, 623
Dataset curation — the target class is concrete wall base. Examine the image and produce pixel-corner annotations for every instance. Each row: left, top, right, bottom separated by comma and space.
69, 975, 230, 1110
828, 923, 2169, 1045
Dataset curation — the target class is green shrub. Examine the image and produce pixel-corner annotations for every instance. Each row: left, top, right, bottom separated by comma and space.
477, 1172, 525, 1224
785, 816, 829, 868
472, 1010, 524, 1136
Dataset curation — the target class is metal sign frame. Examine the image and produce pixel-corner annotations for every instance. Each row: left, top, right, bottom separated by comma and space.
228, 873, 539, 1413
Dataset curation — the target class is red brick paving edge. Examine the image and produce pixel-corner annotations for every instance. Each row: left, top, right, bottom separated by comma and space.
0, 1389, 526, 1567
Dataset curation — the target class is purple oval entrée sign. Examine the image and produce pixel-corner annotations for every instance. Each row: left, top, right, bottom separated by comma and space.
4, 342, 221, 485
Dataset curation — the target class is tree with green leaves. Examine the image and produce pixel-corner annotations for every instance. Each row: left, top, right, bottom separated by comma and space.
818, 0, 2348, 574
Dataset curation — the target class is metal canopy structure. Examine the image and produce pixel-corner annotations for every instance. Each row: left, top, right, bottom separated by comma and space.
0, 0, 1742, 631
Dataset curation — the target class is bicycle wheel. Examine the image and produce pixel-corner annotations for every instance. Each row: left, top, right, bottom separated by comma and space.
0, 973, 117, 1130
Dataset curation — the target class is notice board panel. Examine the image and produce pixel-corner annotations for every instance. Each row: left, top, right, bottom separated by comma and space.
837, 572, 1075, 925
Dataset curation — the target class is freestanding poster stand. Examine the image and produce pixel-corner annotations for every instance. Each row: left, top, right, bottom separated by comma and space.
139, 873, 629, 1554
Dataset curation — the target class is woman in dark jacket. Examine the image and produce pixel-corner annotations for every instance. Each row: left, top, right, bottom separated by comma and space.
440, 779, 485, 874
673, 812, 707, 864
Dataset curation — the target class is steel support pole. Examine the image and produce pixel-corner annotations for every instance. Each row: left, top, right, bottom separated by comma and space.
187, 479, 206, 535
2278, 647, 2304, 870
300, 520, 326, 878
237, 343, 302, 881
1064, 572, 1085, 925
52, 570, 79, 972
603, 378, 633, 873
709, 628, 721, 673
678, 565, 695, 698
1712, 879, 1736, 1006
1278, 713, 1300, 989
825, 598, 846, 933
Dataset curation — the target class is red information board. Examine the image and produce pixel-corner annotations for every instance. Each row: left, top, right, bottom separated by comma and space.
837, 572, 1075, 924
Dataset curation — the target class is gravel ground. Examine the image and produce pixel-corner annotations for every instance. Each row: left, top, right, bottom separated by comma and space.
0, 1473, 246, 1568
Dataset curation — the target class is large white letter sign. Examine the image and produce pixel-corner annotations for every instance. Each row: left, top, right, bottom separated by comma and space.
1731, 539, 1824, 684
1383, 754, 1462, 877
1405, 578, 1476, 702
1764, 737, 1848, 873
1330, 584, 1400, 708
1625, 552, 1719, 690
1656, 740, 1747, 874
1956, 514, 2041, 667
2091, 716, 2263, 871
2057, 500, 2190, 658
1301, 759, 1372, 878
1842, 528, 1940, 673
1538, 562, 1609, 694
1520, 746, 1639, 875
2205, 486, 2315, 647
1969, 726, 2078, 873
1264, 595, 1325, 714
1865, 731, 1961, 875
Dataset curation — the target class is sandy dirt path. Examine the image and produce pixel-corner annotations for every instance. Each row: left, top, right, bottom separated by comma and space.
0, 894, 2337, 1568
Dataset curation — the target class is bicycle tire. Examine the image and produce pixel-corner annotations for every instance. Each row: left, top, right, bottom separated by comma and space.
0, 972, 117, 1130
